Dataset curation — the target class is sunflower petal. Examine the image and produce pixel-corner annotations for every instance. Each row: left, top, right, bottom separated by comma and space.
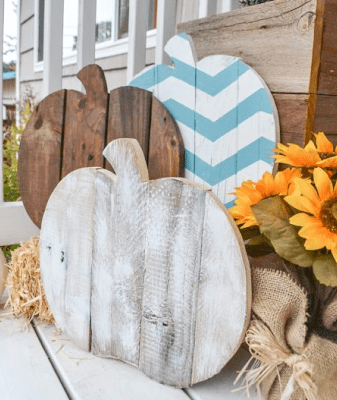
313, 168, 333, 201
304, 236, 326, 250
285, 195, 320, 216
315, 132, 334, 152
289, 213, 316, 226
296, 179, 321, 207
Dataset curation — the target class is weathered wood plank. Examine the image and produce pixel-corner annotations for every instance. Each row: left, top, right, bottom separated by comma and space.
18, 90, 65, 228
148, 96, 184, 179
0, 249, 7, 297
62, 65, 108, 178
0, 310, 68, 400
40, 138, 251, 387
139, 179, 205, 386
178, 0, 317, 94
40, 168, 99, 351
191, 193, 251, 384
91, 141, 148, 365
34, 321, 190, 400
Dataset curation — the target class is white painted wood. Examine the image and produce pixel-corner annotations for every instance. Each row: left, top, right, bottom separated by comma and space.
43, 0, 64, 97
191, 193, 251, 383
15, 0, 21, 126
40, 168, 99, 351
187, 347, 259, 400
155, 0, 177, 65
126, 0, 148, 83
40, 138, 251, 387
77, 0, 97, 71
34, 321, 189, 400
0, 0, 4, 203
0, 202, 39, 246
0, 249, 7, 297
198, 0, 217, 19
0, 309, 68, 400
217, 0, 239, 13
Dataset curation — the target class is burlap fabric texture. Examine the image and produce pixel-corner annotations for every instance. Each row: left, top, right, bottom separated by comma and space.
247, 252, 337, 400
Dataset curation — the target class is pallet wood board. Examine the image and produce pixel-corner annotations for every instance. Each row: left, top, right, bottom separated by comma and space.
177, 0, 337, 147
0, 310, 68, 400
40, 138, 251, 387
18, 64, 183, 228
130, 34, 279, 208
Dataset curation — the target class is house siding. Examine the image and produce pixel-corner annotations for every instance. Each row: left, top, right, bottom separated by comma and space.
19, 0, 200, 105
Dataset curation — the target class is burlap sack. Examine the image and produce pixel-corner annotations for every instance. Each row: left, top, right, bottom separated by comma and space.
246, 253, 337, 400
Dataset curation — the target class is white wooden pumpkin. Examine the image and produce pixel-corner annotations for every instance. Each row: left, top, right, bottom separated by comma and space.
40, 138, 251, 387
0, 249, 7, 298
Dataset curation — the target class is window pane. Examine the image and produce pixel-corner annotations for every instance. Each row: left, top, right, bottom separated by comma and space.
63, 0, 79, 57
96, 0, 114, 43
118, 0, 157, 39
37, 0, 44, 62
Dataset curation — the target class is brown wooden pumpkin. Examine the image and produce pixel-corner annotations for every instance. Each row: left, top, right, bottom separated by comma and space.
18, 64, 183, 228
40, 138, 251, 388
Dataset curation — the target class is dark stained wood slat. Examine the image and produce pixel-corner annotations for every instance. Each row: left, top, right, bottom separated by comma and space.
148, 96, 184, 180
61, 65, 108, 178
18, 90, 65, 228
105, 86, 153, 171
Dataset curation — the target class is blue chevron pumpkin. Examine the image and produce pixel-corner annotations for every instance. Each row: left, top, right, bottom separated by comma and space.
130, 34, 279, 208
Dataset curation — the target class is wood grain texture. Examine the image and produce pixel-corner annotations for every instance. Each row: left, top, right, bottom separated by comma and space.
177, 0, 317, 94
19, 66, 183, 229
40, 168, 99, 351
40, 138, 251, 387
61, 65, 108, 178
0, 310, 68, 400
18, 90, 65, 228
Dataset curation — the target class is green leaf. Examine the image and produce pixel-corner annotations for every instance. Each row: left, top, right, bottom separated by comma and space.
251, 196, 315, 267
239, 225, 261, 241
313, 254, 337, 287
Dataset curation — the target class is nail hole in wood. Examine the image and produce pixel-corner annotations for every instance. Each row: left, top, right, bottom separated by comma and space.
34, 116, 43, 130
79, 99, 86, 109
88, 154, 94, 161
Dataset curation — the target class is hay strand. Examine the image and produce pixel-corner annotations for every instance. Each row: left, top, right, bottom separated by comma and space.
5, 235, 54, 324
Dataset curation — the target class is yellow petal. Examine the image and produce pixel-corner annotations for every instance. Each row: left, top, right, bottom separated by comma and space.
315, 132, 334, 152
296, 179, 320, 207
289, 213, 316, 226
285, 195, 320, 216
318, 156, 337, 169
304, 236, 326, 250
313, 168, 333, 201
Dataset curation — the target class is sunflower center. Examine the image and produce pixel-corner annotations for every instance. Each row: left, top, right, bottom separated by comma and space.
318, 152, 337, 160
320, 198, 337, 232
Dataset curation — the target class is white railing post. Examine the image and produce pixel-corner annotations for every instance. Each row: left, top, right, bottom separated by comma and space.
199, 0, 217, 19
217, 0, 239, 13
77, 0, 97, 71
15, 0, 21, 126
126, 0, 147, 83
43, 0, 64, 97
0, 0, 4, 203
155, 0, 177, 65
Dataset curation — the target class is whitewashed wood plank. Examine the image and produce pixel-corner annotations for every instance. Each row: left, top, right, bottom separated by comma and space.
126, 0, 148, 83
187, 346, 259, 400
15, 0, 21, 125
34, 321, 190, 400
0, 310, 68, 400
0, 202, 39, 246
139, 179, 205, 386
43, 0, 64, 96
91, 140, 148, 365
77, 0, 97, 70
191, 193, 251, 384
155, 0, 177, 65
0, 249, 7, 297
217, 0, 239, 13
198, 0, 217, 19
40, 168, 99, 351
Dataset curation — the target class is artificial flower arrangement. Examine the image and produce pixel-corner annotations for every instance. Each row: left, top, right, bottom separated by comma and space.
229, 132, 337, 287
230, 132, 337, 400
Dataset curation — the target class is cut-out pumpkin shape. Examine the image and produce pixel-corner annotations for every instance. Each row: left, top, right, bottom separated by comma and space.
40, 138, 251, 387
18, 64, 183, 228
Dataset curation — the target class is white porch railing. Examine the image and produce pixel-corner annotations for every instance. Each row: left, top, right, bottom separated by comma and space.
1, 0, 237, 246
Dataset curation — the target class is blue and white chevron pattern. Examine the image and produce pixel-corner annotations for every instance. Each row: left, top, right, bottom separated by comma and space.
130, 34, 279, 208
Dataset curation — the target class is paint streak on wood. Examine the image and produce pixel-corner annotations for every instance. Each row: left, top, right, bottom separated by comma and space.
18, 90, 65, 228
18, 65, 183, 229
40, 138, 251, 387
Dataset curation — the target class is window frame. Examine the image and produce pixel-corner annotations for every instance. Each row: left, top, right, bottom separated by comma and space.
34, 0, 157, 72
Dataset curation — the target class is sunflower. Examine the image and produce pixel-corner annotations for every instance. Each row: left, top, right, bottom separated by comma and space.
285, 168, 337, 261
229, 168, 301, 228
273, 132, 337, 169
